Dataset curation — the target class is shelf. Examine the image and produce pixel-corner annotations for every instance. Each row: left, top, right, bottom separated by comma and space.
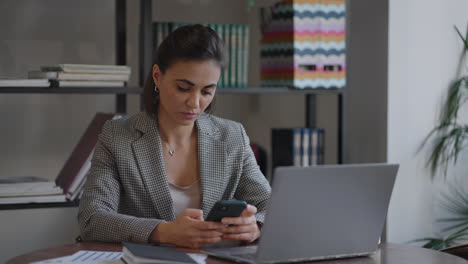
0, 87, 343, 95
217, 87, 343, 95
0, 87, 143, 94
0, 200, 79, 210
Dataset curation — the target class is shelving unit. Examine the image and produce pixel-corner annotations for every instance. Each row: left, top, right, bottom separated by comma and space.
217, 87, 343, 95
215, 88, 344, 164
0, 87, 142, 94
0, 87, 142, 114
0, 200, 79, 211
0, 0, 345, 209
0, 1, 135, 210
138, 0, 344, 164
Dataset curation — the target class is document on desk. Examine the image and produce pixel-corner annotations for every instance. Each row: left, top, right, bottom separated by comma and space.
31, 250, 123, 264
31, 250, 207, 264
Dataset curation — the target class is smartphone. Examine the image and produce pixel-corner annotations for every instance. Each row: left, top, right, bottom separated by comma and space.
206, 200, 247, 222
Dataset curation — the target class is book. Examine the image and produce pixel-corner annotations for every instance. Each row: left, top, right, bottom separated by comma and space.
151, 22, 249, 89
302, 128, 310, 167
229, 24, 236, 87
317, 128, 325, 165
40, 64, 131, 75
55, 113, 120, 200
243, 25, 250, 87
271, 129, 295, 171
0, 79, 49, 87
51, 80, 125, 87
0, 194, 66, 204
310, 129, 319, 166
28, 71, 130, 81
293, 129, 302, 166
67, 175, 87, 201
0, 176, 49, 184
122, 242, 196, 264
0, 181, 62, 197
272, 128, 325, 173
64, 149, 93, 200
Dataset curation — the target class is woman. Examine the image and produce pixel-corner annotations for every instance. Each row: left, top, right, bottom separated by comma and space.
78, 24, 271, 248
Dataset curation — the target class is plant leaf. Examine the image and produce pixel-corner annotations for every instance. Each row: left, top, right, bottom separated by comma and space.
419, 25, 468, 180
454, 25, 468, 50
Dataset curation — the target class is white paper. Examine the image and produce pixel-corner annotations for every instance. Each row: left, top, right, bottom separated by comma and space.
31, 250, 123, 264
187, 253, 208, 264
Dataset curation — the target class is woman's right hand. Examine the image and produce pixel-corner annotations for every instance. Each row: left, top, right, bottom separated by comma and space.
150, 208, 225, 248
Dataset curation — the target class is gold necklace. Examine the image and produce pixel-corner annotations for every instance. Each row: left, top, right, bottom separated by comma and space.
164, 142, 175, 156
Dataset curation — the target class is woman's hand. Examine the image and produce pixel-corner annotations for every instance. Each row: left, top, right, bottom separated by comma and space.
150, 208, 225, 248
219, 204, 261, 242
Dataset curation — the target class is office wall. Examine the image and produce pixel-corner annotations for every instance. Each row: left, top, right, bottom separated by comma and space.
387, 0, 468, 243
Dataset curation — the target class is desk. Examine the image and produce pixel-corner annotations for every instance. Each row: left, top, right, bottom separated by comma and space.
7, 242, 468, 264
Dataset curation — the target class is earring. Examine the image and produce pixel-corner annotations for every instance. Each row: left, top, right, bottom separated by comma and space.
154, 85, 159, 93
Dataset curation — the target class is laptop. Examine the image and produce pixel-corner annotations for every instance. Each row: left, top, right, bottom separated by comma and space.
202, 163, 399, 263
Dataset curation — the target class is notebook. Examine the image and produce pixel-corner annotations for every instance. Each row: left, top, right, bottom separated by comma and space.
122, 242, 196, 264
202, 163, 399, 263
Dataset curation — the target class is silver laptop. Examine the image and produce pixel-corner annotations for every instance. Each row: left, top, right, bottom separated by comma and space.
202, 163, 398, 263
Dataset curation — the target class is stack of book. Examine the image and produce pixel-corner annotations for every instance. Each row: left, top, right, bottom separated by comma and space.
153, 22, 249, 88
28, 64, 131, 87
0, 176, 65, 204
0, 113, 121, 205
55, 112, 121, 201
271, 128, 325, 173
0, 79, 50, 87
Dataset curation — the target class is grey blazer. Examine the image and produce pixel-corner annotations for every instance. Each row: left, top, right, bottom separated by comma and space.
78, 112, 271, 243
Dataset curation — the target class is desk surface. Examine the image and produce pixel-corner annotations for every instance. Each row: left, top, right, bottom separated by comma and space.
7, 242, 468, 264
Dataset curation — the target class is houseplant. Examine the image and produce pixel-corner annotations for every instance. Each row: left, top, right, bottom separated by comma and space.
417, 25, 468, 249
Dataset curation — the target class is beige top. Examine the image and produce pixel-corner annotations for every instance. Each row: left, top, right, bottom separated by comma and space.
168, 180, 202, 217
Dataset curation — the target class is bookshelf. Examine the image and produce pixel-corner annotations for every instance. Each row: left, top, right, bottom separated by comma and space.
0, 87, 336, 95
217, 87, 343, 95
0, 87, 142, 94
0, 0, 133, 209
0, 200, 79, 211
139, 0, 345, 165
0, 0, 344, 209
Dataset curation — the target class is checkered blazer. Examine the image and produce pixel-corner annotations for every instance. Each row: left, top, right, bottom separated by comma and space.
78, 111, 271, 243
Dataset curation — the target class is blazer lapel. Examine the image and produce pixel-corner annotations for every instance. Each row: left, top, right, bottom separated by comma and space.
131, 113, 176, 221
196, 115, 227, 218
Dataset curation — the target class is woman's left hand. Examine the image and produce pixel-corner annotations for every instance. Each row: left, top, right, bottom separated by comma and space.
220, 204, 261, 242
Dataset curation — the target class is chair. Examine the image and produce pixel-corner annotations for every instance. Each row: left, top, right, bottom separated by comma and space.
441, 244, 468, 260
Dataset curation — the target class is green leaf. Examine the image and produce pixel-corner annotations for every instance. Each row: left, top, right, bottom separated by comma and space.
454, 25, 468, 50
419, 26, 468, 180
442, 221, 468, 232
441, 79, 463, 123
432, 184, 468, 242
423, 239, 447, 250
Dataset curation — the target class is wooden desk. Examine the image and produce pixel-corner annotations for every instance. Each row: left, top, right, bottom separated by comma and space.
7, 242, 468, 264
